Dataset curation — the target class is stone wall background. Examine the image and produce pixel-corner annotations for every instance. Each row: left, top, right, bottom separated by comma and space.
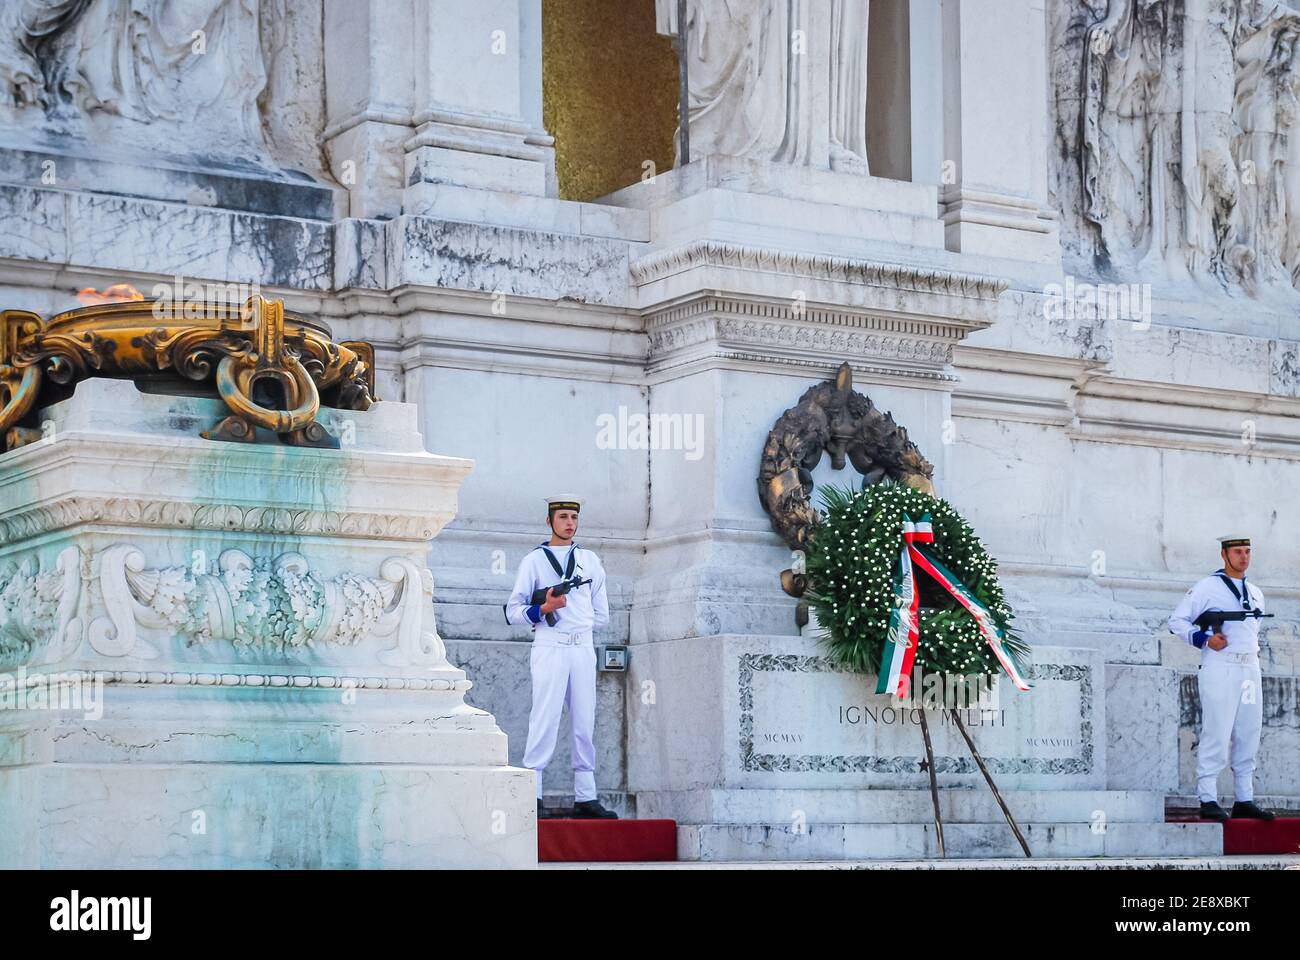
0, 0, 1296, 810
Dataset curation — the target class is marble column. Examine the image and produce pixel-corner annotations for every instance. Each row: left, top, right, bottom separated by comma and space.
322, 0, 419, 219
939, 0, 1061, 263
403, 0, 556, 209
323, 0, 555, 219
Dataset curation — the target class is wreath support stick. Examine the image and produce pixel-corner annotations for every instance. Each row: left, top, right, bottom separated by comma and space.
949, 708, 1032, 857
916, 709, 945, 857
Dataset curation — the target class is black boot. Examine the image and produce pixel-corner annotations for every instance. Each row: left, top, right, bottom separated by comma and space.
572, 799, 619, 819
1230, 800, 1276, 821
1198, 800, 1230, 822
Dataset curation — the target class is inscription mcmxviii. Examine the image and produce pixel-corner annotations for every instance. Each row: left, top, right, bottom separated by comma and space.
737, 654, 1093, 776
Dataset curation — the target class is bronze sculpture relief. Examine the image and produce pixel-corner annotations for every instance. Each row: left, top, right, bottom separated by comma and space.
758, 362, 934, 596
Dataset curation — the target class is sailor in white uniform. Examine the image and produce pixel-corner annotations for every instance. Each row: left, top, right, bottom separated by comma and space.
503, 496, 617, 819
1168, 534, 1275, 822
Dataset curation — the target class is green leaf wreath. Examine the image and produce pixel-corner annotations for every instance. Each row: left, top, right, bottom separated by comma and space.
805, 481, 1030, 679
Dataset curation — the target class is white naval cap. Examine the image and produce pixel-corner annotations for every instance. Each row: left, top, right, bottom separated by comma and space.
1217, 534, 1251, 549
544, 496, 582, 513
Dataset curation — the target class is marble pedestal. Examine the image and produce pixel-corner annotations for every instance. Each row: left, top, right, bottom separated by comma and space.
0, 379, 535, 868
629, 634, 1220, 859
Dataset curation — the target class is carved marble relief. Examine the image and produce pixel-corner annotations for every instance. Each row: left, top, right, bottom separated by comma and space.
0, 546, 82, 667
1060, 0, 1300, 296
89, 546, 448, 667
0, 0, 324, 171
0, 544, 448, 669
656, 0, 873, 173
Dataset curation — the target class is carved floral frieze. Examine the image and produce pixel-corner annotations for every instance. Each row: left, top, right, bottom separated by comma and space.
0, 544, 448, 669
0, 497, 439, 547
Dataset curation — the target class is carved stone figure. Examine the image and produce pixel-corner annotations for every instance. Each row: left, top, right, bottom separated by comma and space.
0, 0, 274, 157
78, 0, 266, 144
1081, 0, 1174, 267
1182, 0, 1251, 284
0, 0, 95, 112
86, 545, 449, 666
656, 0, 872, 173
1072, 0, 1300, 295
1233, 4, 1300, 290
828, 0, 871, 174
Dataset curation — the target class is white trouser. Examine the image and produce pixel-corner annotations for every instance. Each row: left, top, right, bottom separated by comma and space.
1196, 655, 1263, 804
522, 632, 597, 802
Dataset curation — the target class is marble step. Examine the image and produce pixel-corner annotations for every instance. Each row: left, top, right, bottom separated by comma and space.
635, 788, 1166, 825
677, 820, 1223, 861
547, 855, 1300, 871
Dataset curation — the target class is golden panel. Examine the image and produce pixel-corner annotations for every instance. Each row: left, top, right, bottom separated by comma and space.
543, 0, 680, 202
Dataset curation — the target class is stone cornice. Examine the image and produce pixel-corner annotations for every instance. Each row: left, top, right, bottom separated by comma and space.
630, 240, 1009, 301
644, 294, 959, 381
0, 497, 440, 547
647, 294, 969, 339
0, 668, 470, 693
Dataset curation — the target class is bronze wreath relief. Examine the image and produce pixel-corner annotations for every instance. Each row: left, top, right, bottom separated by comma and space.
757, 362, 935, 597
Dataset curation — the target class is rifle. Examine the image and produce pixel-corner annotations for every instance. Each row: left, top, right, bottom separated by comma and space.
530, 575, 592, 627
1194, 608, 1273, 634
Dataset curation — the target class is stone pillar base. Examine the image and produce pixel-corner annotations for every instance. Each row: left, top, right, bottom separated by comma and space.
1, 702, 535, 868
627, 633, 1219, 860
940, 187, 1061, 263
628, 633, 1105, 793
0, 378, 535, 869
403, 111, 554, 209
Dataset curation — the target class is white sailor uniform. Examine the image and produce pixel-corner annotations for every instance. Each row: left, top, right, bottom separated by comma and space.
504, 542, 609, 802
1168, 571, 1266, 805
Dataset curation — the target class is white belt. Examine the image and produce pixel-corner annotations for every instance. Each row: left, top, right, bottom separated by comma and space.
534, 630, 592, 647
1206, 651, 1258, 666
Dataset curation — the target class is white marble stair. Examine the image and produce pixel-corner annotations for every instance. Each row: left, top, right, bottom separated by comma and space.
636, 788, 1167, 825
677, 820, 1222, 861
547, 855, 1300, 871
635, 789, 1223, 860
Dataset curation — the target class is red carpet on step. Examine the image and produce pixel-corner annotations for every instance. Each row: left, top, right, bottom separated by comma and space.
538, 819, 677, 862
1222, 818, 1300, 855
1167, 813, 1300, 854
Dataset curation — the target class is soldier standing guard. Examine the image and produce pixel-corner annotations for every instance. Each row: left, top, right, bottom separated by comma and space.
1168, 534, 1276, 822
503, 497, 617, 820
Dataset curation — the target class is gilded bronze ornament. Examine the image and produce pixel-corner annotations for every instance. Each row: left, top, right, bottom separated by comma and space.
0, 294, 376, 451
758, 362, 935, 595
0, 309, 43, 450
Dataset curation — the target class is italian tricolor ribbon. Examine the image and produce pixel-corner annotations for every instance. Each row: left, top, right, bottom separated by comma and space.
876, 513, 1030, 698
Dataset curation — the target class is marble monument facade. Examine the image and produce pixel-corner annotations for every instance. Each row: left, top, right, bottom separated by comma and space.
0, 0, 1297, 860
